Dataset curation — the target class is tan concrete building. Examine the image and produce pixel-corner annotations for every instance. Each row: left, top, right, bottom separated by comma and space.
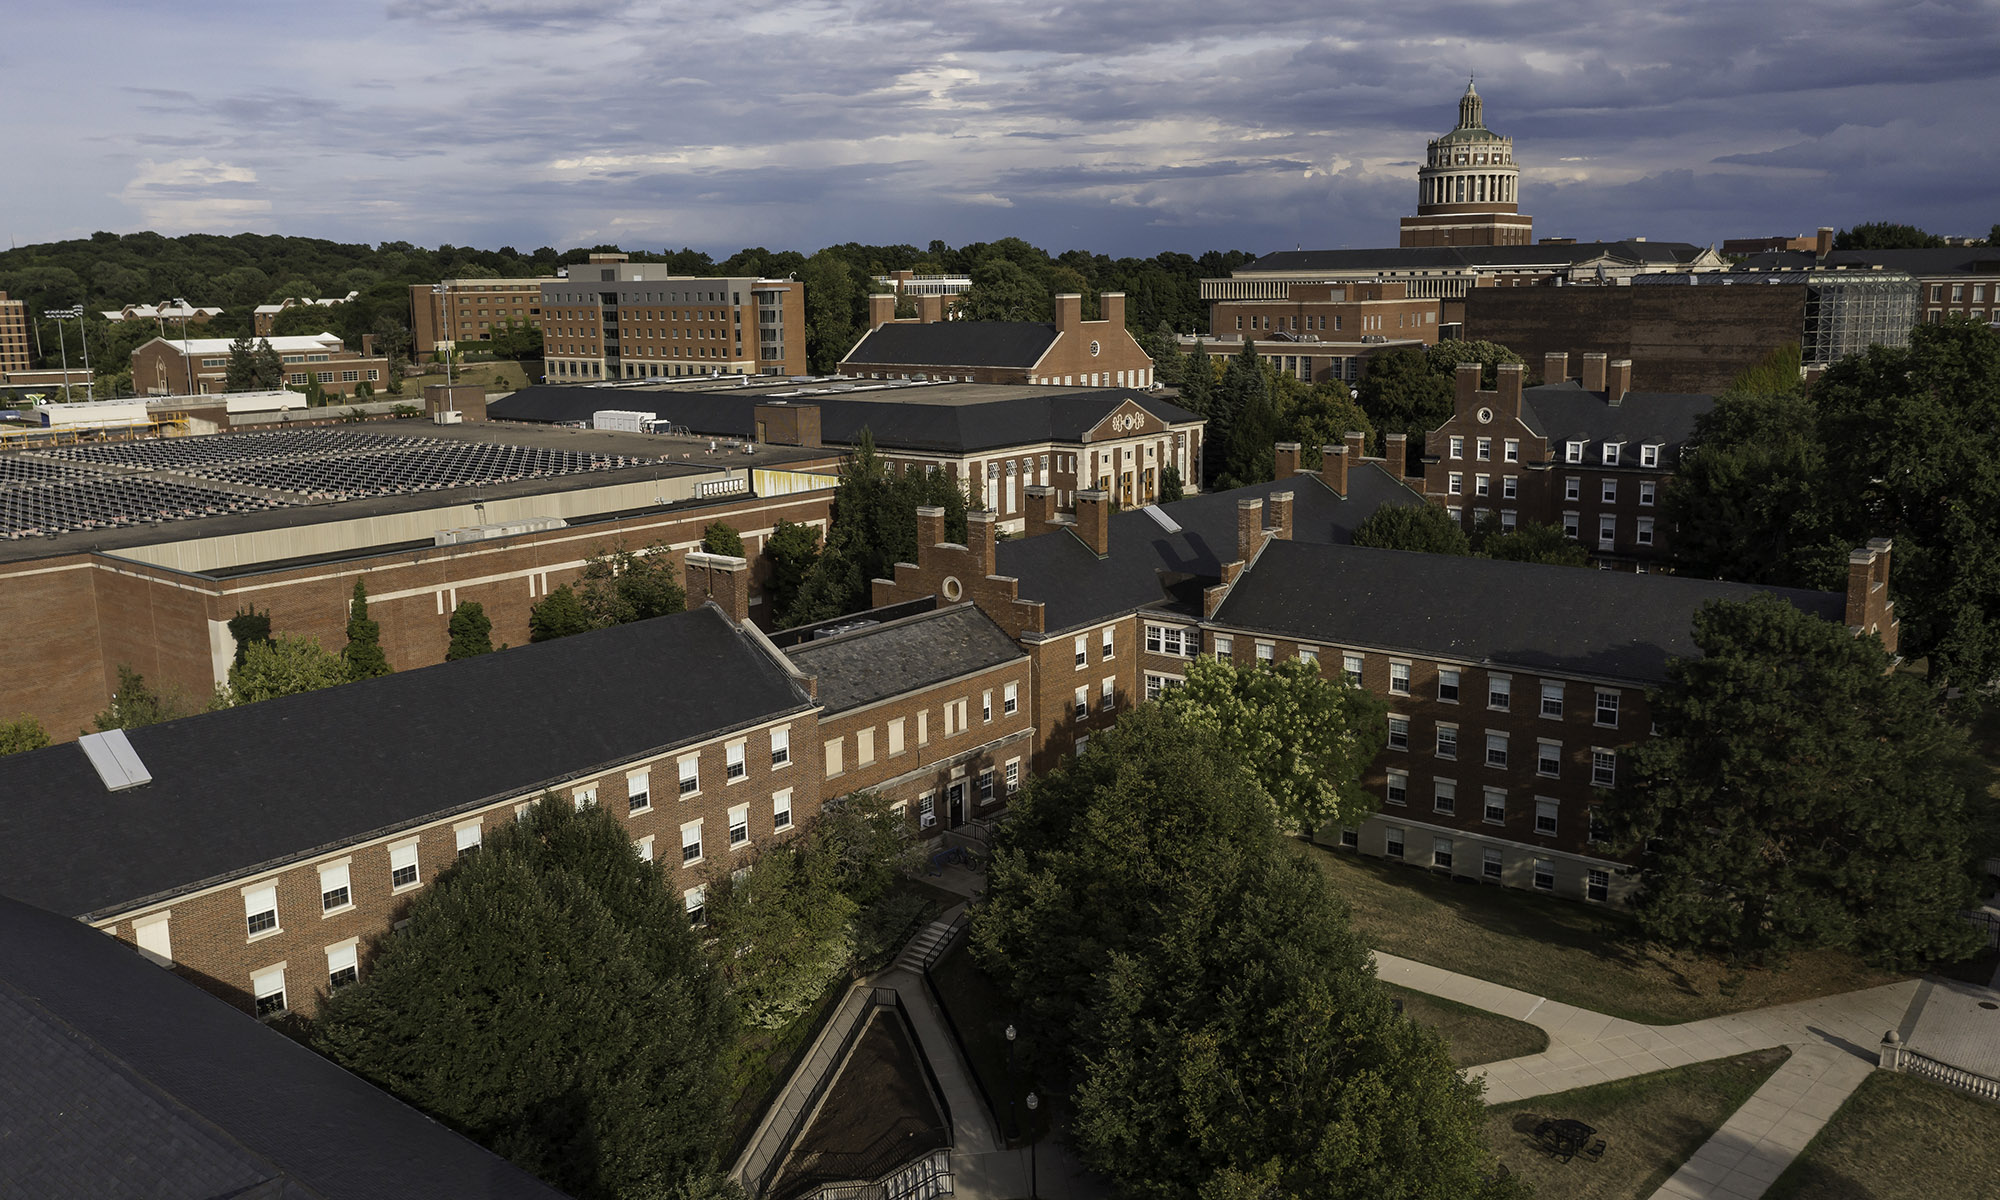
411, 277, 556, 355
541, 258, 807, 381
0, 291, 31, 375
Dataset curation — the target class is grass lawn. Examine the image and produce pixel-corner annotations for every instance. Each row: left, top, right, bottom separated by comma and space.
1765, 1069, 2000, 1200
407, 359, 530, 393
1487, 1047, 1791, 1200
1301, 842, 1902, 1024
1385, 984, 1548, 1067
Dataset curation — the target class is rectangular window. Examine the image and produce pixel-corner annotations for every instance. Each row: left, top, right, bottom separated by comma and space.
679, 755, 700, 795
1562, 511, 1580, 538
1437, 668, 1459, 702
918, 711, 929, 745
1074, 686, 1089, 719
1602, 443, 1620, 467
1100, 677, 1115, 710
824, 738, 843, 776
390, 841, 419, 890
857, 727, 875, 766
979, 770, 995, 804
1483, 787, 1506, 825
1005, 759, 1020, 790
572, 786, 597, 810
253, 966, 287, 1018
1595, 690, 1620, 727
1436, 724, 1458, 759
1502, 475, 1519, 500
637, 835, 655, 862
685, 885, 705, 926
1564, 476, 1581, 501
1389, 661, 1410, 695
1640, 444, 1660, 468
327, 942, 359, 990
1537, 739, 1561, 777
1433, 838, 1454, 870
1385, 827, 1405, 859
1213, 634, 1233, 658
726, 742, 746, 780
770, 727, 790, 766
1003, 681, 1019, 714
1386, 769, 1408, 805
1636, 517, 1654, 546
1598, 513, 1616, 549
1449, 435, 1464, 459
627, 770, 651, 812
681, 820, 703, 864
1640, 481, 1656, 506
454, 821, 481, 858
244, 884, 279, 937
1145, 672, 1170, 700
1255, 640, 1274, 663
1483, 847, 1503, 881
1448, 472, 1463, 496
919, 794, 937, 829
1476, 437, 1492, 461
981, 689, 994, 722
1587, 868, 1609, 902
1535, 799, 1559, 836
319, 861, 351, 913
1343, 653, 1364, 686
1566, 441, 1583, 464
1488, 675, 1511, 710
1503, 438, 1519, 463
1388, 715, 1410, 751
1485, 731, 1508, 768
1102, 627, 1115, 659
1340, 828, 1359, 848
1533, 859, 1555, 890
1075, 635, 1087, 667
1592, 748, 1617, 788
1540, 681, 1564, 718
729, 804, 750, 847
773, 790, 793, 831
1298, 645, 1318, 667
888, 718, 906, 755
1601, 478, 1618, 504
1433, 778, 1456, 815
1589, 806, 1609, 845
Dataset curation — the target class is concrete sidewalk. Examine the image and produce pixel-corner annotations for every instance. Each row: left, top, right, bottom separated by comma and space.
1647, 1041, 1872, 1200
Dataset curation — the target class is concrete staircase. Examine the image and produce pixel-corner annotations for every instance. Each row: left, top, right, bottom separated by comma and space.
893, 912, 963, 975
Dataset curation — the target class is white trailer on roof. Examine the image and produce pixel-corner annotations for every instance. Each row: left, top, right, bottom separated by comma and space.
591, 409, 657, 433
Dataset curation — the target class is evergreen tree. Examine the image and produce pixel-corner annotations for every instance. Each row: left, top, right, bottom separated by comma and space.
223, 635, 349, 705
446, 600, 494, 660
700, 521, 744, 557
227, 606, 273, 668
1354, 347, 1454, 445
1352, 503, 1472, 555
93, 664, 195, 730
529, 584, 596, 642
223, 332, 260, 392
780, 432, 966, 627
315, 796, 734, 1200
0, 714, 51, 756
341, 578, 392, 681
1662, 390, 1842, 588
1157, 464, 1184, 503
762, 519, 822, 624
1219, 342, 1279, 488
1608, 595, 1981, 968
1473, 515, 1590, 567
1148, 319, 1184, 388
251, 337, 284, 390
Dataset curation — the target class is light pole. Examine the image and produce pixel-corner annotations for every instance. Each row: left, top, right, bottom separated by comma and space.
432, 283, 455, 388
1024, 1091, 1040, 1199
43, 309, 71, 400
1004, 1023, 1018, 1142
42, 307, 94, 402
170, 300, 196, 396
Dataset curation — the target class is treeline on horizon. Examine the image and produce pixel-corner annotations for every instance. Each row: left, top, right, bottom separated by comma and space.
0, 231, 1260, 380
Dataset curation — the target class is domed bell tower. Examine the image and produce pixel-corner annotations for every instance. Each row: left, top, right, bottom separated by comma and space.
1400, 79, 1533, 247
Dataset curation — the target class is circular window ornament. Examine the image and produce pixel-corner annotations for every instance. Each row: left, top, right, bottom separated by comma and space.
1089, 340, 1101, 357
941, 576, 963, 602
1476, 406, 1494, 425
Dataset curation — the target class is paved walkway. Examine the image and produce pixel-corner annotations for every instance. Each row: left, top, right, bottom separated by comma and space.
1373, 951, 1922, 1200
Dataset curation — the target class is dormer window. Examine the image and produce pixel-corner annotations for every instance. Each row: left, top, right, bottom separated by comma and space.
1640, 443, 1661, 468
1565, 441, 1584, 464
1602, 442, 1621, 466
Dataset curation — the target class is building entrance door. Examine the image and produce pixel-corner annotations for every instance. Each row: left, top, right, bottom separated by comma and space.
947, 783, 966, 828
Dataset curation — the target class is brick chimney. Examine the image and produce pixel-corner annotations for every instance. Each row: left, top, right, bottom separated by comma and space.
1268, 491, 1294, 541
1607, 359, 1633, 406
1816, 226, 1835, 259
1023, 484, 1057, 529
1054, 293, 1082, 334
361, 333, 376, 358
967, 509, 997, 577
1580, 352, 1608, 393
868, 292, 896, 330
1073, 489, 1111, 555
1845, 538, 1898, 655
1455, 362, 1482, 408
1495, 362, 1525, 419
1274, 442, 1303, 480
1385, 433, 1408, 478
1236, 498, 1265, 563
1543, 351, 1569, 384
915, 505, 946, 554
1099, 292, 1126, 329
1344, 429, 1367, 462
683, 552, 750, 624
917, 295, 945, 324
1322, 443, 1349, 497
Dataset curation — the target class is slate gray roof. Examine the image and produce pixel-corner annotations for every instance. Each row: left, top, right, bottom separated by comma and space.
0, 606, 813, 919
0, 895, 566, 1200
841, 321, 1060, 369
1213, 540, 1847, 684
488, 385, 1199, 454
785, 604, 1027, 713
1518, 381, 1713, 458
994, 462, 1425, 635
1825, 248, 2000, 276
1241, 241, 1713, 275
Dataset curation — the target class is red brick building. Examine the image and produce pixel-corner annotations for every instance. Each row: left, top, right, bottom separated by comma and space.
132, 332, 391, 398
842, 292, 1155, 389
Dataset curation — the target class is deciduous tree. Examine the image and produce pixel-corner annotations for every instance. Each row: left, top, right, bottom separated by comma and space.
529, 584, 595, 642
1352, 503, 1471, 555
93, 664, 196, 730
577, 542, 687, 628
1473, 515, 1590, 567
0, 715, 50, 756
223, 635, 349, 705
762, 520, 822, 624
700, 521, 744, 557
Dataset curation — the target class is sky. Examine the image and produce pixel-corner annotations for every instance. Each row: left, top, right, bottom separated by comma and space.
4, 0, 1997, 260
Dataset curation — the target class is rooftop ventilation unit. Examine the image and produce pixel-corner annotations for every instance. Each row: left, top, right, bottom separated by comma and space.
78, 729, 152, 792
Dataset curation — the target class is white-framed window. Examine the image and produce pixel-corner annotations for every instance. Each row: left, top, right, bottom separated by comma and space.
1100, 677, 1115, 710
1436, 723, 1458, 759
327, 940, 359, 991
133, 912, 173, 965
857, 727, 875, 766
1386, 769, 1408, 805
1433, 778, 1456, 815
773, 789, 793, 830
981, 689, 994, 722
1564, 476, 1581, 501
572, 786, 597, 810
1598, 513, 1616, 549
1639, 480, 1656, 506
684, 885, 706, 926
1636, 517, 1654, 546
1483, 847, 1503, 880
1005, 759, 1020, 790
1298, 645, 1318, 667
1488, 675, 1511, 710
1448, 472, 1464, 495
681, 820, 703, 864
1145, 624, 1192, 657
1385, 827, 1405, 859
1587, 868, 1610, 902
918, 711, 929, 745
1074, 635, 1087, 667
919, 794, 937, 829
1433, 838, 1454, 870
1074, 734, 1089, 756
1601, 478, 1618, 504
770, 727, 790, 767
729, 804, 750, 847
1483, 786, 1506, 824
1449, 435, 1464, 459
1485, 731, 1508, 768
1540, 681, 1564, 718
1563, 511, 1580, 538
1536, 738, 1561, 778
1566, 441, 1584, 464
679, 754, 700, 796
627, 770, 651, 812
1500, 508, 1518, 531
1003, 681, 1019, 714
1640, 443, 1660, 468
1592, 748, 1617, 788
824, 738, 844, 777
1388, 715, 1410, 751
244, 884, 279, 938
1102, 627, 1115, 659
726, 741, 747, 781
1533, 859, 1556, 891
454, 821, 482, 858
1595, 689, 1620, 727
1602, 442, 1621, 466
252, 965, 288, 1019
1213, 634, 1233, 658
637, 835, 655, 862
318, 860, 352, 914
1535, 798, 1559, 836
1437, 668, 1459, 702
1502, 475, 1518, 500
978, 770, 996, 804
1343, 653, 1363, 685
1476, 437, 1492, 461
1389, 661, 1411, 695
1144, 672, 1178, 700
390, 840, 420, 891
1255, 640, 1274, 664
1073, 686, 1088, 719
1503, 438, 1519, 463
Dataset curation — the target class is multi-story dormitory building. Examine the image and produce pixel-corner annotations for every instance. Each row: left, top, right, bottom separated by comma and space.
0, 563, 1036, 1021
1420, 355, 1712, 568
870, 441, 1898, 908
539, 257, 808, 381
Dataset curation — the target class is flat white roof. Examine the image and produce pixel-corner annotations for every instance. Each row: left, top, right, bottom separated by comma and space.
159, 333, 345, 354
